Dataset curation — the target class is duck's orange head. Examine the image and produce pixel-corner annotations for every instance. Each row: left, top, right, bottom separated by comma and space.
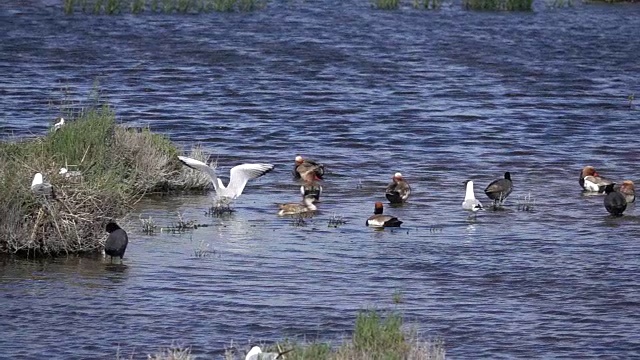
582, 166, 597, 177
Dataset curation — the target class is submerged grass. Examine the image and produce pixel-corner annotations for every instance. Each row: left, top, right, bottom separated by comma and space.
0, 105, 210, 257
63, 0, 265, 13
463, 0, 533, 11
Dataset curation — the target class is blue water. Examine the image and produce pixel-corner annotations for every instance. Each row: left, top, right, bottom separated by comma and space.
1, 1, 640, 359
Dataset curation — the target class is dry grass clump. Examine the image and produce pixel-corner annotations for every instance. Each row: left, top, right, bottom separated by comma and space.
0, 105, 210, 257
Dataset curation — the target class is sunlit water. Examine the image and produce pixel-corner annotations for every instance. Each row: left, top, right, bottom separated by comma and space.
1, 1, 640, 359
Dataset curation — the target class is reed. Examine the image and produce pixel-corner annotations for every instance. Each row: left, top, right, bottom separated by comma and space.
266, 310, 446, 360
63, 0, 75, 14
131, 0, 145, 13
105, 0, 122, 13
413, 0, 442, 9
373, 0, 400, 9
0, 103, 212, 257
463, 0, 533, 11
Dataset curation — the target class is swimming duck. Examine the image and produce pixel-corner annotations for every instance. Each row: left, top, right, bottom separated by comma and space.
366, 202, 403, 228
462, 180, 483, 211
105, 221, 128, 263
293, 155, 325, 181
580, 166, 613, 193
385, 172, 411, 204
278, 195, 317, 216
614, 180, 635, 204
484, 172, 513, 205
604, 183, 627, 216
300, 181, 322, 202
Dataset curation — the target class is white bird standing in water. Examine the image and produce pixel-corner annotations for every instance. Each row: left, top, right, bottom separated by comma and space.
53, 117, 65, 132
177, 155, 274, 206
462, 180, 483, 211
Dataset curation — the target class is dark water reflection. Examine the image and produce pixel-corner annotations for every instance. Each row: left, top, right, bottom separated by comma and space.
2, 1, 640, 359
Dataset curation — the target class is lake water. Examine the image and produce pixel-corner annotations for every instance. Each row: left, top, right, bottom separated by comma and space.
1, 1, 640, 359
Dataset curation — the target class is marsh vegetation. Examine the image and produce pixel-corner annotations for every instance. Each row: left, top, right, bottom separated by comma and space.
0, 105, 210, 257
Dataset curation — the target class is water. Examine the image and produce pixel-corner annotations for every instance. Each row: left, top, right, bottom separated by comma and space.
1, 1, 640, 359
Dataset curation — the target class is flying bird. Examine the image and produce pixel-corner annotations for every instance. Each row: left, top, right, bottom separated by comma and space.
462, 180, 483, 211
366, 202, 403, 228
178, 155, 274, 205
105, 221, 128, 263
385, 172, 411, 204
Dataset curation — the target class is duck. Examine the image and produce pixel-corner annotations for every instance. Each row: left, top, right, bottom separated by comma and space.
245, 346, 293, 360
580, 166, 613, 193
178, 155, 274, 206
366, 202, 403, 228
462, 180, 483, 211
300, 181, 322, 202
105, 221, 128, 263
293, 155, 325, 181
278, 195, 317, 216
385, 172, 411, 204
603, 183, 627, 216
30, 172, 55, 198
484, 172, 513, 205
613, 180, 635, 204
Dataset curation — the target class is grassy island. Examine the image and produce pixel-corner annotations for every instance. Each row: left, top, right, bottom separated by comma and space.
0, 106, 210, 257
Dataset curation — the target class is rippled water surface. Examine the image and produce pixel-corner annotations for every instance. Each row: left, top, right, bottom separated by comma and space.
2, 1, 640, 359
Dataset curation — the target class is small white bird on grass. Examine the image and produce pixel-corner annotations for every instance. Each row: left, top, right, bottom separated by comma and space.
31, 173, 55, 198
177, 155, 274, 207
462, 180, 483, 211
53, 117, 65, 132
245, 346, 293, 360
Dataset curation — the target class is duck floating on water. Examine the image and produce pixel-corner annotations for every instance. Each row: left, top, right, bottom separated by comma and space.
366, 202, 403, 228
293, 155, 325, 181
580, 166, 612, 193
385, 172, 411, 204
614, 180, 635, 204
278, 195, 317, 216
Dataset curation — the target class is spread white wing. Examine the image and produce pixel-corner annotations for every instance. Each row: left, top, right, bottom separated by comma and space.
227, 163, 274, 198
178, 156, 220, 193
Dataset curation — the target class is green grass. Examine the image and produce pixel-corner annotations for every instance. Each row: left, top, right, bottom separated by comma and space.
233, 310, 446, 360
373, 0, 401, 9
0, 103, 210, 257
463, 0, 533, 10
